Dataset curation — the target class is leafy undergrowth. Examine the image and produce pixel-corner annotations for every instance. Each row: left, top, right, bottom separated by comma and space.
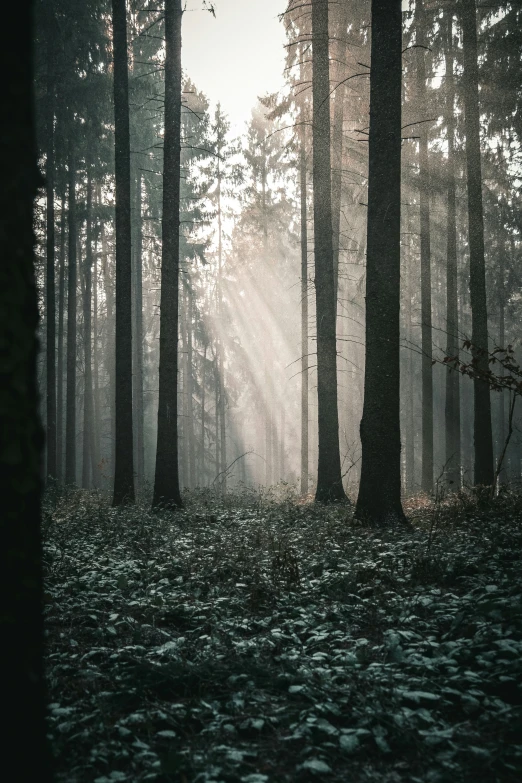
44, 487, 522, 782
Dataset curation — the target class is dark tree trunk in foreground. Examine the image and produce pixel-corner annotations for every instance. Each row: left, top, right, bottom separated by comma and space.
416, 0, 433, 493
355, 0, 406, 524
444, 8, 461, 488
460, 0, 494, 487
0, 0, 52, 775
311, 0, 347, 503
111, 0, 135, 505
153, 0, 183, 507
45, 1, 57, 481
65, 147, 77, 486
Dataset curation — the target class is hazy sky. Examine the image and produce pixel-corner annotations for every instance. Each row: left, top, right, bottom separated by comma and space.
182, 0, 287, 133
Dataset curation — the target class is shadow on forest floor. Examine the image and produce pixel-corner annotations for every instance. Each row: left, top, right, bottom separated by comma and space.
43, 486, 522, 782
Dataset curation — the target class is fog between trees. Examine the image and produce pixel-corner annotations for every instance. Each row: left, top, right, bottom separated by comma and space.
35, 0, 522, 518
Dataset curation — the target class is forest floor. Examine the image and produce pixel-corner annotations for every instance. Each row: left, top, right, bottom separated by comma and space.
44, 485, 522, 783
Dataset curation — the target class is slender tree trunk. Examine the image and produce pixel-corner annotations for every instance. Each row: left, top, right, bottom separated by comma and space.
444, 8, 461, 489
187, 285, 196, 487
112, 0, 135, 505
214, 355, 220, 479
312, 0, 347, 503
1, 1, 52, 769
416, 0, 433, 492
56, 188, 66, 482
355, 0, 406, 524
498, 238, 506, 479
133, 171, 145, 488
216, 155, 227, 491
101, 219, 116, 483
460, 0, 494, 487
331, 0, 348, 300
405, 206, 415, 493
92, 197, 101, 476
180, 285, 189, 487
153, 0, 183, 507
201, 339, 207, 485
45, 3, 57, 481
300, 129, 309, 496
82, 166, 96, 489
65, 146, 77, 486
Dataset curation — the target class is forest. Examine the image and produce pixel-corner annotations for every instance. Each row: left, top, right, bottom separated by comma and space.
2, 0, 522, 780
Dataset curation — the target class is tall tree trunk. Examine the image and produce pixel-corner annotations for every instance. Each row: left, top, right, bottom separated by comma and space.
82, 165, 96, 489
101, 219, 116, 483
133, 171, 145, 488
45, 2, 57, 481
460, 0, 494, 487
216, 152, 227, 491
1, 0, 52, 769
187, 285, 196, 487
111, 0, 135, 505
56, 188, 66, 481
416, 0, 433, 492
355, 0, 406, 524
65, 146, 77, 486
444, 8, 461, 489
312, 0, 347, 503
153, 0, 183, 507
498, 232, 506, 479
405, 205, 415, 493
201, 339, 207, 485
300, 128, 309, 496
180, 285, 189, 487
92, 203, 101, 476
331, 0, 349, 300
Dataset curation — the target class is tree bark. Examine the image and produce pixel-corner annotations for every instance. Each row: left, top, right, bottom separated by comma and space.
311, 0, 347, 503
415, 0, 433, 493
56, 188, 66, 482
331, 0, 349, 300
444, 8, 461, 489
0, 0, 52, 773
355, 0, 406, 524
82, 165, 96, 488
153, 0, 183, 507
65, 145, 77, 486
300, 128, 309, 496
460, 0, 494, 487
45, 1, 57, 481
133, 171, 145, 488
111, 0, 135, 505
